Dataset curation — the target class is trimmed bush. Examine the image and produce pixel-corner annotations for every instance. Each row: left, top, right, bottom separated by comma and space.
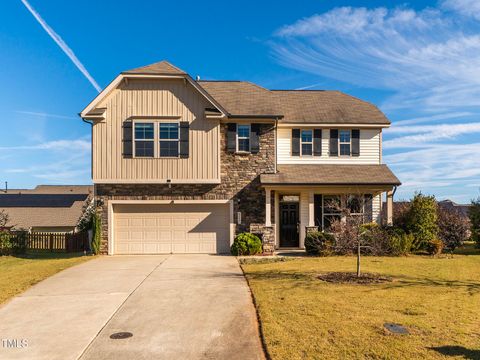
91, 212, 102, 255
304, 231, 336, 256
231, 232, 262, 256
0, 231, 27, 256
426, 239, 444, 256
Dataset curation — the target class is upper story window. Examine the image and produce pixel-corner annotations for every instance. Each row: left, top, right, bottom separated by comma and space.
237, 124, 251, 152
159, 123, 179, 157
339, 130, 351, 156
133, 121, 181, 158
134, 123, 155, 157
301, 130, 313, 156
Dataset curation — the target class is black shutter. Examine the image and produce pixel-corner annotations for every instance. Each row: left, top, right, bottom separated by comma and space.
227, 123, 237, 153
179, 121, 189, 158
314, 194, 323, 228
364, 194, 373, 222
313, 129, 322, 156
250, 123, 260, 154
292, 129, 300, 156
329, 129, 338, 156
122, 120, 133, 158
352, 129, 360, 157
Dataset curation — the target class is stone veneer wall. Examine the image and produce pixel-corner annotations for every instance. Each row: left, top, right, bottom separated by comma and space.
95, 123, 276, 254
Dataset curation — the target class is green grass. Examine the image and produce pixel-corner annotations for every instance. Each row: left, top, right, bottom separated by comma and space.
242, 253, 480, 360
0, 252, 91, 304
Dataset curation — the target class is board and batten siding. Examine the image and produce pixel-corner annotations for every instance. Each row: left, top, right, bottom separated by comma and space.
92, 79, 220, 183
277, 127, 381, 164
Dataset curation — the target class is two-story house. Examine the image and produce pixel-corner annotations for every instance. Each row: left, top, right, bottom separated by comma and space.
80, 61, 400, 255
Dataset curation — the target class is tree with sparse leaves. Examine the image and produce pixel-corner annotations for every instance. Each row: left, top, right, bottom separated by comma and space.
437, 206, 470, 251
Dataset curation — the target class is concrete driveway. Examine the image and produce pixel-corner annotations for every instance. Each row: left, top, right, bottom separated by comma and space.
0, 255, 264, 360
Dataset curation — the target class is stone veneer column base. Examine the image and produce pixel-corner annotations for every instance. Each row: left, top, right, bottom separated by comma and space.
250, 223, 276, 255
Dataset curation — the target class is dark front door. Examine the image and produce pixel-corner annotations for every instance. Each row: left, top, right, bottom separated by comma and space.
280, 202, 299, 247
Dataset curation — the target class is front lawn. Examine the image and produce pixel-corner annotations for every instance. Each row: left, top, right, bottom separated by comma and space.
0, 252, 91, 304
242, 253, 480, 359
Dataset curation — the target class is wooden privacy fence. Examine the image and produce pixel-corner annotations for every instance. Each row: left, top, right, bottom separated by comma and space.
10, 231, 89, 252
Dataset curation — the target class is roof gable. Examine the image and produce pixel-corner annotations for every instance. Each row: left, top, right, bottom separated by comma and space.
123, 60, 187, 75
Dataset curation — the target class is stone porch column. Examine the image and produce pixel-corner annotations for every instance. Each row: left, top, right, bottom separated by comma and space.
265, 188, 272, 226
386, 190, 394, 225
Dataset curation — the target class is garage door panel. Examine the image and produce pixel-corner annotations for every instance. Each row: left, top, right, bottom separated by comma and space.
113, 203, 230, 254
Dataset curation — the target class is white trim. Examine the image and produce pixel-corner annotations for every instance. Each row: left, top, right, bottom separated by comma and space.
108, 199, 233, 255
338, 129, 352, 157
132, 121, 155, 158
80, 73, 227, 118
265, 188, 272, 226
300, 129, 313, 156
93, 179, 221, 184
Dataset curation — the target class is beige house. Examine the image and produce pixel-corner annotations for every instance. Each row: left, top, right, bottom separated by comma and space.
80, 60, 400, 255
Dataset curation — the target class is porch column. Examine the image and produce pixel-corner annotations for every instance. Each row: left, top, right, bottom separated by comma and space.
308, 191, 315, 226
386, 190, 393, 226
265, 188, 272, 226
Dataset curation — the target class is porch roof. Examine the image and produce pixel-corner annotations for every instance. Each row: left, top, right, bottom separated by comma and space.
260, 164, 401, 186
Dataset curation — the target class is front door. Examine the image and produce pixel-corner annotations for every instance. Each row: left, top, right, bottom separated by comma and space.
280, 202, 299, 247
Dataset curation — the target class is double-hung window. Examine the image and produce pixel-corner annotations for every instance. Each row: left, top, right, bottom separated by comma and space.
134, 122, 154, 157
339, 130, 351, 156
237, 124, 250, 152
323, 195, 342, 231
301, 130, 313, 156
159, 123, 179, 157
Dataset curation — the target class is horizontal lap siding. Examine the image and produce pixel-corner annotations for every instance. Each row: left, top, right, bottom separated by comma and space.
277, 127, 381, 164
93, 79, 219, 182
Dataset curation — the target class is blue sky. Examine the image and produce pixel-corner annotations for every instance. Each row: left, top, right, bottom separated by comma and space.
0, 0, 479, 203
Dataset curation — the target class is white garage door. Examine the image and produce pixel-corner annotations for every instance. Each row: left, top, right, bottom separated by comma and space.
113, 203, 230, 254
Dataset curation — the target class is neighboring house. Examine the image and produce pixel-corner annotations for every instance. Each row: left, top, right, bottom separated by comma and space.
80, 60, 400, 255
0, 185, 93, 233
438, 199, 472, 218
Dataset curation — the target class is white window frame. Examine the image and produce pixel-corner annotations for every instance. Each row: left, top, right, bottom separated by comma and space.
132, 121, 155, 158
158, 122, 180, 158
132, 120, 180, 158
339, 129, 352, 157
236, 124, 251, 153
300, 129, 313, 156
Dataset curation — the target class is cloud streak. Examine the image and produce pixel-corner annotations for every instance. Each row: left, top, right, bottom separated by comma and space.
0, 139, 90, 152
20, 0, 101, 92
14, 110, 77, 120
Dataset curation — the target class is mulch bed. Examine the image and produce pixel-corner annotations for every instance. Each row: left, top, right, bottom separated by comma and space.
317, 272, 393, 284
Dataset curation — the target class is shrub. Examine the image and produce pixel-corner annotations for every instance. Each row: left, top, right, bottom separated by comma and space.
437, 207, 470, 251
91, 212, 102, 255
386, 228, 414, 256
426, 239, 444, 256
0, 231, 27, 255
304, 231, 336, 256
469, 197, 480, 248
230, 233, 262, 256
405, 193, 439, 251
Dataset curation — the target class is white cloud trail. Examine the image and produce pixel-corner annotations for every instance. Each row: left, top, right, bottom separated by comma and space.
20, 0, 101, 92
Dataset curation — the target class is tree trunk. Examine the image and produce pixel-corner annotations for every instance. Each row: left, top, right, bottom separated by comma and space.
357, 240, 361, 277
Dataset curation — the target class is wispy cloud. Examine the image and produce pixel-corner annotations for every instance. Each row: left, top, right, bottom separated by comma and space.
14, 110, 77, 120
20, 0, 101, 92
442, 0, 480, 20
0, 139, 90, 152
272, 5, 480, 112
393, 112, 473, 126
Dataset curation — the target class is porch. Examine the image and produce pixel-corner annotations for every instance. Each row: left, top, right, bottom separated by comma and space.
259, 164, 401, 250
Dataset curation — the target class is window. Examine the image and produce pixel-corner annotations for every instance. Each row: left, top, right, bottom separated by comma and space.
339, 130, 351, 156
237, 124, 250, 152
159, 123, 179, 157
134, 123, 154, 157
323, 195, 341, 231
301, 130, 313, 156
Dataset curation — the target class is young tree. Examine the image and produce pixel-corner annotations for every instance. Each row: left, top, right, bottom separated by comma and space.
0, 210, 10, 229
405, 193, 439, 251
469, 197, 480, 248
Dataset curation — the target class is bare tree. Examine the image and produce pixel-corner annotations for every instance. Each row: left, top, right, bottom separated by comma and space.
326, 191, 375, 277
0, 210, 9, 229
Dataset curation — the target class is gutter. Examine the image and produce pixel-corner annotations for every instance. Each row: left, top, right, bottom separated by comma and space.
80, 115, 95, 204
